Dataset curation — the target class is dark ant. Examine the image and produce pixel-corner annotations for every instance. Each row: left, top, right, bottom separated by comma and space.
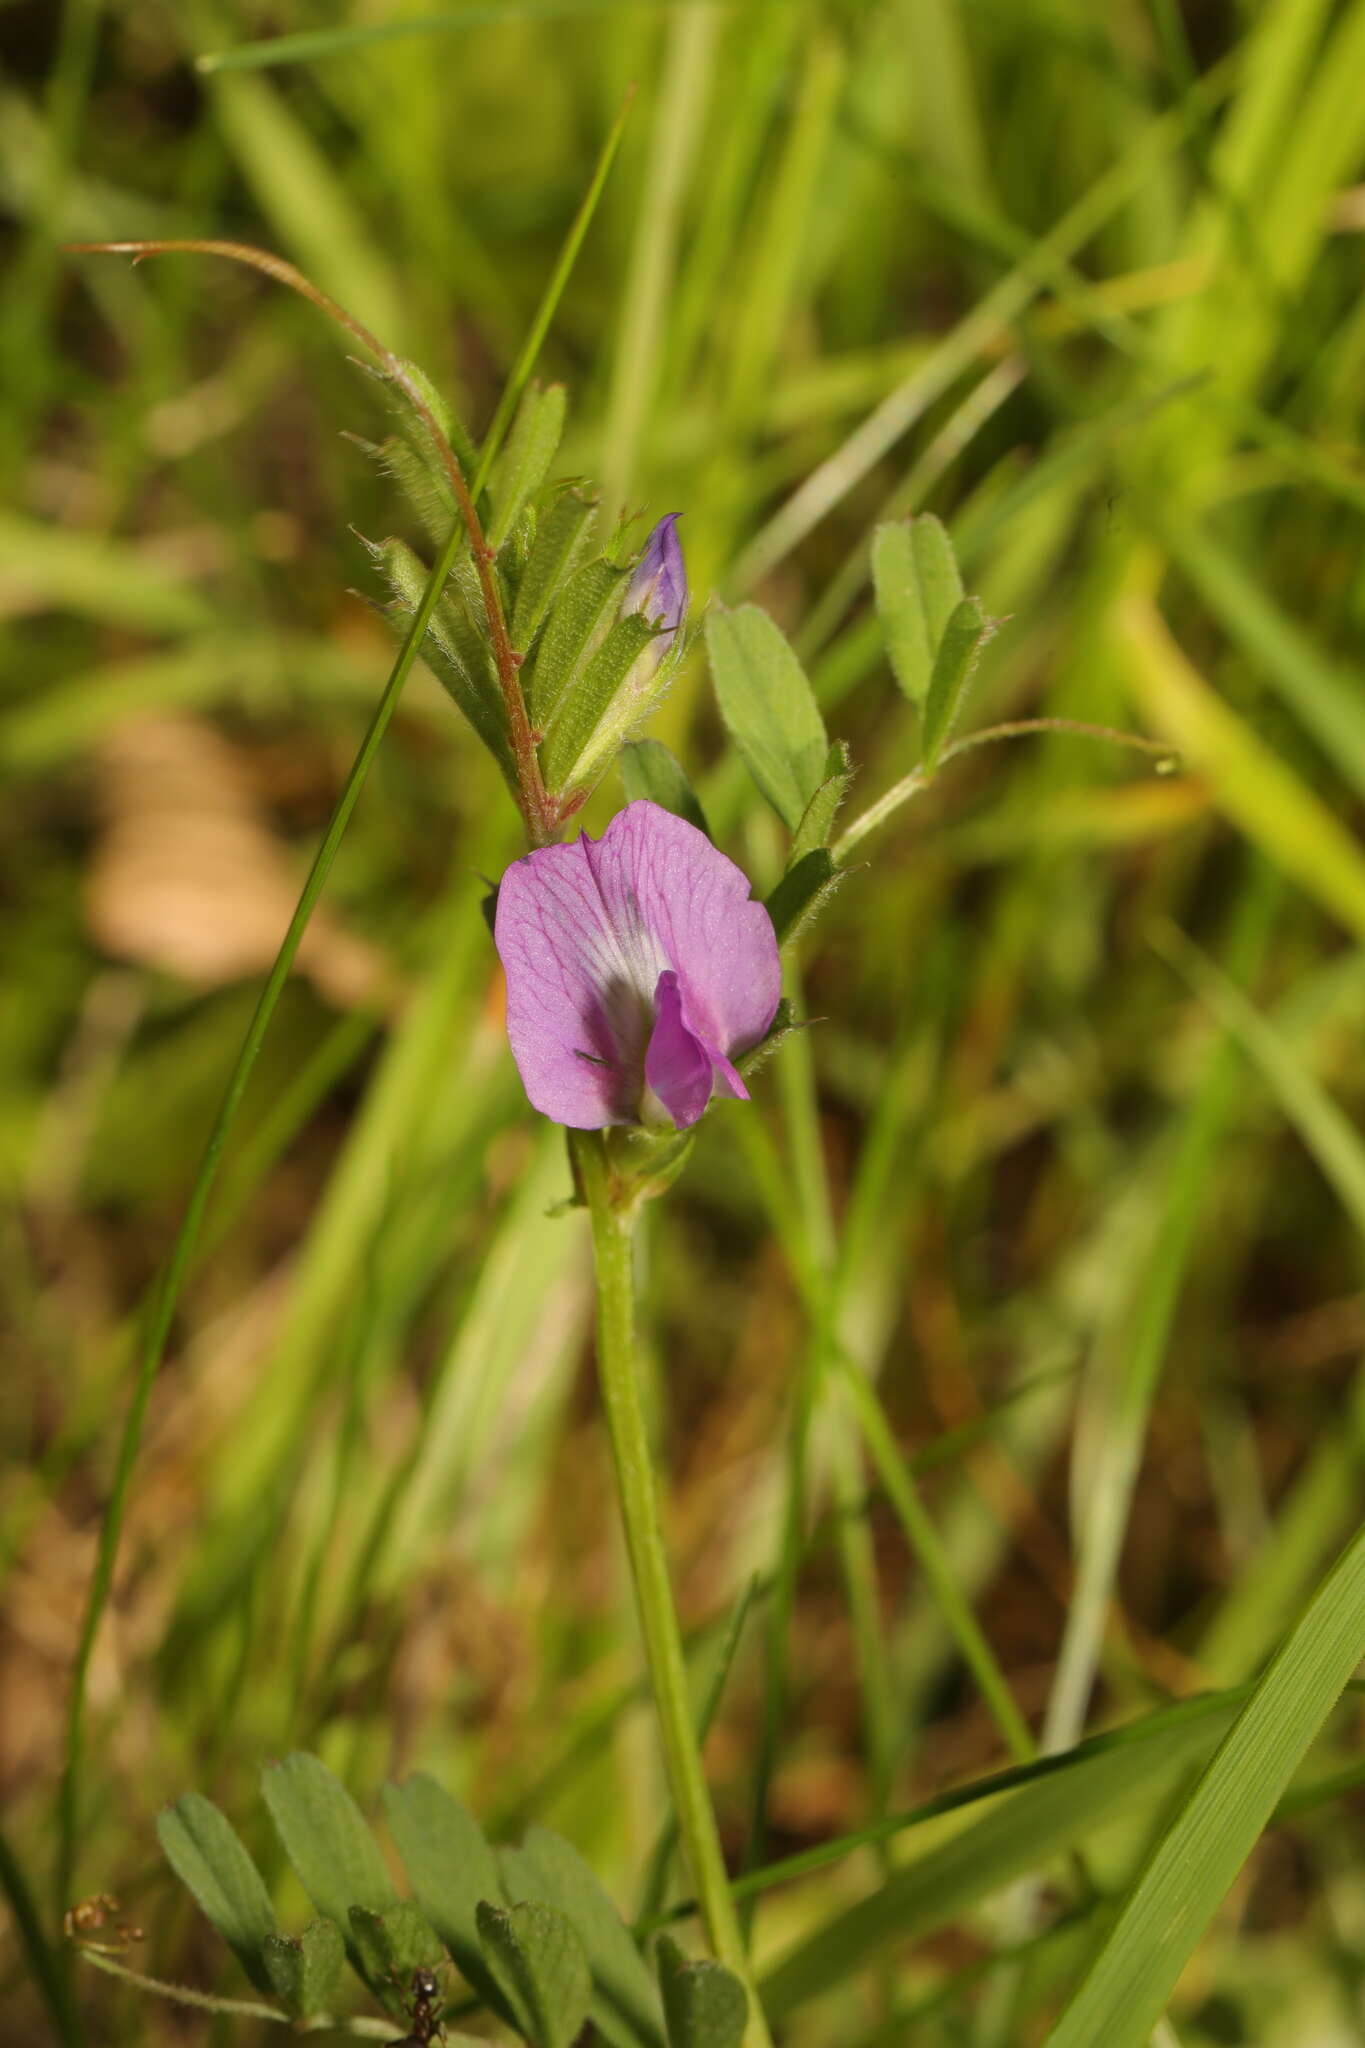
387, 1965, 446, 2046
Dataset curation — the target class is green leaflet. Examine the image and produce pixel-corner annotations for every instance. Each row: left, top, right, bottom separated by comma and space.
512, 489, 599, 649
920, 595, 996, 771
656, 1936, 748, 2048
705, 604, 828, 832
381, 1774, 509, 2020
619, 738, 710, 834
788, 740, 853, 862
488, 382, 568, 548
352, 356, 483, 543
766, 849, 844, 946
539, 612, 666, 797
260, 1754, 397, 1979
155, 1793, 277, 1994
261, 1919, 346, 2022
396, 356, 481, 489
356, 430, 457, 549
348, 1900, 444, 1999
500, 1826, 665, 2048
367, 535, 511, 773
499, 501, 539, 617
476, 1900, 592, 2048
525, 556, 633, 728
872, 514, 963, 709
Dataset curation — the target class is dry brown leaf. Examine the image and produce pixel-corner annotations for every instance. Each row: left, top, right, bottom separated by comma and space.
86, 713, 398, 1008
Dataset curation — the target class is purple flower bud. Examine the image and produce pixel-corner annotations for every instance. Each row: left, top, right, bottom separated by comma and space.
494, 800, 780, 1130
622, 513, 687, 665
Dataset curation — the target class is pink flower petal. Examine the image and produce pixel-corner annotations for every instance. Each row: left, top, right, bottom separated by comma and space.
644, 970, 713, 1129
493, 801, 780, 1130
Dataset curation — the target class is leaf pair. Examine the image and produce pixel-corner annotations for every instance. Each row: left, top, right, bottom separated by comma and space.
473, 1907, 749, 2048
156, 1752, 748, 2048
872, 513, 997, 772
703, 606, 853, 944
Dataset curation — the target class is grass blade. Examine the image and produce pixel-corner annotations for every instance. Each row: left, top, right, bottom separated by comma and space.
1043, 1520, 1365, 2047
760, 1694, 1237, 2019
474, 84, 635, 496
196, 1, 707, 75
0, 1821, 82, 2047
835, 1357, 1035, 1765
1153, 919, 1365, 1236
1117, 581, 1365, 942
600, 3, 718, 516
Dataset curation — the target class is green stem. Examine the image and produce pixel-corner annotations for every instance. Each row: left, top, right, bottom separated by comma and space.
570, 1131, 773, 2048
73, 1945, 472, 2038
0, 1821, 81, 2047
833, 719, 1176, 862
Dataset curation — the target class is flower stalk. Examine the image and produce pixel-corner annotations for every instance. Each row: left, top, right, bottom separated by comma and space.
569, 1129, 773, 2048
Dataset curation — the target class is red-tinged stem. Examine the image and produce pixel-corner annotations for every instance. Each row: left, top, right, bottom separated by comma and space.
65, 238, 557, 845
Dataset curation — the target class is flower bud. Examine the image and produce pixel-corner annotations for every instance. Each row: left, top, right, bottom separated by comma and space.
622, 513, 687, 674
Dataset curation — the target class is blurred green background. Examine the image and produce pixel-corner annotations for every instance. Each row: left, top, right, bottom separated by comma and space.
4, 0, 1365, 2041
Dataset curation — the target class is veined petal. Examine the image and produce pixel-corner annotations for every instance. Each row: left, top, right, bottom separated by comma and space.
494, 801, 781, 1131
494, 835, 664, 1128
584, 803, 780, 1066
644, 971, 714, 1129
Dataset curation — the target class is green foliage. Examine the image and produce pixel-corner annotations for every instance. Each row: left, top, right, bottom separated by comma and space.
919, 594, 997, 772
766, 850, 844, 946
381, 1774, 509, 2016
501, 1825, 665, 2048
1045, 1523, 1365, 2047
366, 533, 512, 772
261, 1753, 398, 1974
620, 738, 710, 832
871, 514, 963, 709
155, 1794, 276, 1993
705, 604, 829, 832
524, 557, 633, 728
476, 1900, 592, 2048
152, 1756, 669, 2045
261, 1918, 346, 2022
538, 610, 663, 794
788, 741, 853, 862
511, 490, 599, 648
657, 1936, 748, 2048
488, 382, 568, 548
352, 357, 482, 543
347, 1899, 444, 1990
15, 7, 1365, 2047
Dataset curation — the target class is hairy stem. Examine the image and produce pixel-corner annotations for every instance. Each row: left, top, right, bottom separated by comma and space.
834, 716, 1178, 861
570, 1131, 773, 2048
73, 1946, 456, 2038
66, 238, 554, 843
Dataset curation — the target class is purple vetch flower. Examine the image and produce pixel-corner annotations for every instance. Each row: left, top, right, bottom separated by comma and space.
494, 800, 781, 1131
622, 513, 687, 675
